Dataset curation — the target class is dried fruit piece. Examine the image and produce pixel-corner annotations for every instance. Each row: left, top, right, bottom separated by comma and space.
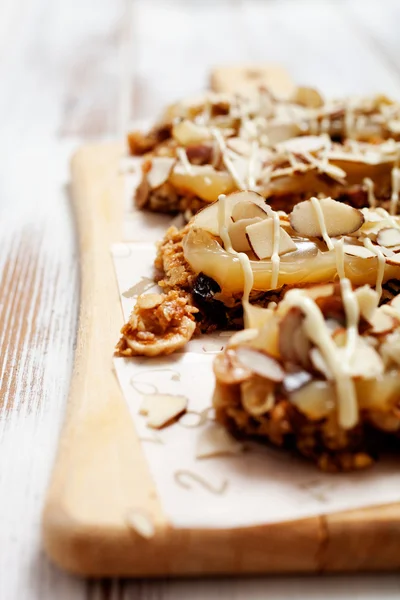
147, 157, 175, 189
236, 346, 284, 382
170, 164, 235, 202
289, 380, 335, 420
172, 119, 212, 145
196, 423, 243, 459
139, 393, 188, 428
377, 228, 400, 248
228, 217, 263, 252
290, 197, 364, 238
246, 218, 297, 259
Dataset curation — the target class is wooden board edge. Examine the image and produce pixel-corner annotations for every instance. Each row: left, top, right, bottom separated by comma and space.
41, 141, 400, 576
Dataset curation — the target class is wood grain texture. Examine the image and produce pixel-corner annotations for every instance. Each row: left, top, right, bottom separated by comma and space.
3, 0, 400, 597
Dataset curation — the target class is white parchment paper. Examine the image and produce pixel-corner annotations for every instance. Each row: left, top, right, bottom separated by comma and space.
113, 146, 400, 529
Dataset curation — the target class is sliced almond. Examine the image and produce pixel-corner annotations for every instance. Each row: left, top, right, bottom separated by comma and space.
192, 200, 221, 235
213, 349, 252, 385
195, 422, 243, 459
343, 244, 376, 259
385, 253, 400, 266
228, 217, 262, 252
147, 157, 175, 189
231, 200, 269, 222
377, 228, 400, 248
236, 346, 284, 382
227, 137, 252, 156
276, 135, 328, 155
390, 295, 400, 312
246, 218, 297, 259
192, 190, 267, 235
354, 285, 379, 321
136, 293, 164, 310
290, 197, 364, 239
368, 309, 397, 335
139, 394, 187, 429
291, 86, 324, 108
376, 245, 395, 258
241, 378, 275, 416
126, 509, 155, 539
344, 340, 384, 379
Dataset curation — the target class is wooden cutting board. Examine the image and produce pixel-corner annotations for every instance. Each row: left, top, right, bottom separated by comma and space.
42, 67, 400, 577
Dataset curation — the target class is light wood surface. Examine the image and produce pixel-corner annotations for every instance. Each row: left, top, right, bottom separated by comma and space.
4, 0, 400, 598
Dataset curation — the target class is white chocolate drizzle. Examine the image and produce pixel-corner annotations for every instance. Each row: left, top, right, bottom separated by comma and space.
310, 196, 334, 250
285, 290, 358, 429
334, 238, 346, 280
212, 127, 246, 189
176, 147, 193, 174
363, 177, 376, 208
363, 238, 385, 300
340, 277, 360, 360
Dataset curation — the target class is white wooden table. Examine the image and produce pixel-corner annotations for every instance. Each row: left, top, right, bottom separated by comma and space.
2, 0, 400, 597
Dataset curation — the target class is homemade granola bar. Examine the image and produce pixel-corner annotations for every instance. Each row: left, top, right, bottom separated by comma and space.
128, 88, 400, 216
117, 191, 400, 356
213, 282, 400, 472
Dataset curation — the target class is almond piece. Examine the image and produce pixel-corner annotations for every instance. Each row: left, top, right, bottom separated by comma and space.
231, 200, 269, 222
241, 378, 275, 416
236, 346, 284, 382
277, 135, 327, 155
228, 217, 262, 252
368, 309, 397, 335
147, 157, 175, 189
344, 340, 384, 379
192, 201, 220, 235
310, 347, 333, 380
172, 119, 212, 145
291, 86, 324, 108
139, 394, 187, 429
354, 286, 379, 321
246, 218, 297, 259
377, 228, 400, 248
385, 254, 400, 266
195, 423, 244, 459
290, 197, 365, 239
343, 244, 376, 259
